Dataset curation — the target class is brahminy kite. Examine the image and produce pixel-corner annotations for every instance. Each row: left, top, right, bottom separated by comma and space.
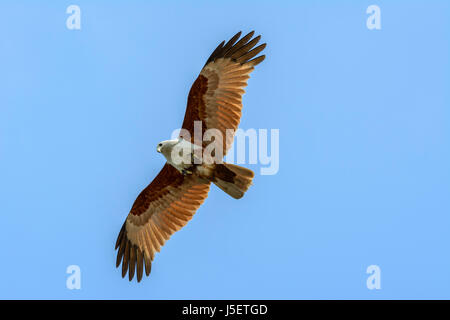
115, 31, 266, 282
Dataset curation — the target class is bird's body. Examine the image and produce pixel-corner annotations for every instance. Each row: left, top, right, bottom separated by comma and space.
157, 138, 200, 175
115, 31, 266, 282
157, 137, 254, 198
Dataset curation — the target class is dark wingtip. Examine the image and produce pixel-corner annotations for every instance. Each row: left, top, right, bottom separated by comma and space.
115, 223, 126, 249
205, 30, 266, 67
115, 222, 150, 283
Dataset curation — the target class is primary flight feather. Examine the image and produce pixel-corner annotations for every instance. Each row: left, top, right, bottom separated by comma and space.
115, 31, 266, 282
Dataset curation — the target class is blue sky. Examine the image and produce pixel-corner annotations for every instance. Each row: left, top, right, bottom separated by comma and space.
0, 0, 449, 299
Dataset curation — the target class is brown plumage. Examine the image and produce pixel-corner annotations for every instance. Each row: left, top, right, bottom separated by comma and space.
115, 31, 266, 282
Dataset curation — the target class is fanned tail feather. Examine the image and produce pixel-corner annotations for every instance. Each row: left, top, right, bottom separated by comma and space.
212, 163, 254, 199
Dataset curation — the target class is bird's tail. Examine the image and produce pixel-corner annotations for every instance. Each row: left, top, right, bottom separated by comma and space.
211, 163, 254, 199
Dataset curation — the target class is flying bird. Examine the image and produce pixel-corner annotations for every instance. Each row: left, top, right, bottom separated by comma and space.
115, 31, 266, 282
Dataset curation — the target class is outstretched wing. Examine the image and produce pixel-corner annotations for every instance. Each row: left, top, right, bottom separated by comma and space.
115, 163, 211, 282
181, 31, 266, 155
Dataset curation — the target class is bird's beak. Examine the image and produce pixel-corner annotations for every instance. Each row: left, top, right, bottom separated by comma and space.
157, 145, 161, 153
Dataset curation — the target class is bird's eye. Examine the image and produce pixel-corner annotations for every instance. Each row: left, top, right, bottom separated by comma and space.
158, 143, 162, 147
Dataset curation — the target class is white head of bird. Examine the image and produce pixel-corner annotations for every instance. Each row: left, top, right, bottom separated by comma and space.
156, 138, 199, 172
156, 139, 179, 155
